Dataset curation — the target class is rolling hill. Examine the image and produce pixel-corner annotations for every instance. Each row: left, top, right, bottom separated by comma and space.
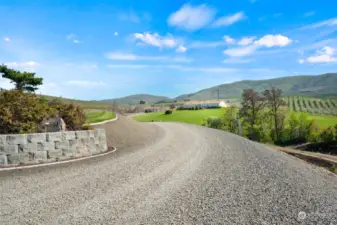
97, 73, 337, 104
175, 73, 337, 101
101, 94, 169, 105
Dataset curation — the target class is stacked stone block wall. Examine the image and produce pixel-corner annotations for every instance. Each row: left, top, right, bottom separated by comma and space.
0, 129, 107, 166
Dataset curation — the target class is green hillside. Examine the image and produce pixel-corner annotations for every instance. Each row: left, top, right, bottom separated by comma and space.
43, 95, 111, 110
176, 73, 337, 101
102, 94, 169, 105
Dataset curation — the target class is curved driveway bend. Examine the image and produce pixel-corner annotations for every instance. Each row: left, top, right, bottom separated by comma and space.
1, 116, 337, 224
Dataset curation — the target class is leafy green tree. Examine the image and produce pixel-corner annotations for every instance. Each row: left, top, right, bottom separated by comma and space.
223, 105, 240, 134
239, 89, 265, 140
263, 88, 286, 142
0, 65, 43, 92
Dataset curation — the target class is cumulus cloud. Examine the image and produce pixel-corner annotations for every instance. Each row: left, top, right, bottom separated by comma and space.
238, 36, 256, 46
223, 34, 291, 57
212, 12, 246, 27
168, 4, 216, 31
254, 34, 292, 47
307, 54, 337, 63
114, 32, 119, 36
65, 80, 107, 87
133, 32, 178, 48
3, 37, 10, 42
303, 46, 337, 63
223, 36, 236, 44
176, 45, 187, 53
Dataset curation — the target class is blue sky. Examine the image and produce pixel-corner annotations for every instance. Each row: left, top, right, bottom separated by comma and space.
1, 0, 337, 100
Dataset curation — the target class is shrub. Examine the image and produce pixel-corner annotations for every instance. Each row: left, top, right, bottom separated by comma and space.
49, 99, 86, 130
320, 127, 335, 142
164, 110, 172, 115
205, 116, 223, 129
0, 90, 54, 134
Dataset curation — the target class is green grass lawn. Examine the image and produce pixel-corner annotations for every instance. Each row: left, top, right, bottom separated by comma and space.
133, 109, 337, 129
133, 109, 225, 125
306, 114, 337, 129
85, 111, 116, 123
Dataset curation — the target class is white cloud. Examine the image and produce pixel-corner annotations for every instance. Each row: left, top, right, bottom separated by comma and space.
114, 32, 119, 36
73, 39, 79, 44
168, 4, 216, 31
238, 36, 256, 46
307, 55, 337, 63
223, 45, 258, 57
133, 32, 178, 48
176, 45, 187, 53
254, 34, 292, 47
304, 11, 316, 17
223, 35, 236, 44
65, 80, 107, 87
3, 37, 10, 42
318, 46, 334, 55
105, 52, 192, 62
304, 46, 337, 63
212, 11, 246, 27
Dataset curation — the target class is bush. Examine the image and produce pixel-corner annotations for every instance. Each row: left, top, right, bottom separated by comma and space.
49, 99, 86, 130
320, 127, 335, 142
205, 116, 223, 129
0, 90, 54, 134
164, 110, 172, 115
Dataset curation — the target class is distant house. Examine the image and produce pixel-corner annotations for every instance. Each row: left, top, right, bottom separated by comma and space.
182, 100, 229, 109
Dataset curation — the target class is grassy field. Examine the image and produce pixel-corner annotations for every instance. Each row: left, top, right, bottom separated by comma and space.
134, 109, 224, 125
133, 109, 337, 129
85, 111, 116, 123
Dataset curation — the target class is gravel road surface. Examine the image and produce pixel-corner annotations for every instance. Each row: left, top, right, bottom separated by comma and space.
1, 116, 337, 224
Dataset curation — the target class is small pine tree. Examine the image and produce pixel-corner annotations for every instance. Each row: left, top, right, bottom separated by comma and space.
0, 65, 43, 92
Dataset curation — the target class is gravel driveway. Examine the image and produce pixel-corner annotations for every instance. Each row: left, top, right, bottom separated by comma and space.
1, 117, 337, 224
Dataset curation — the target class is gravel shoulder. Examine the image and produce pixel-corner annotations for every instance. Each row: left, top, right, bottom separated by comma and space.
1, 117, 337, 224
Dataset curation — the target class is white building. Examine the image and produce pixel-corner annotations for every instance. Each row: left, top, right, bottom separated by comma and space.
182, 100, 229, 109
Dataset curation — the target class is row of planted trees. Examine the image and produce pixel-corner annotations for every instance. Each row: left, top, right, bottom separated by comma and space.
205, 88, 337, 145
0, 65, 86, 134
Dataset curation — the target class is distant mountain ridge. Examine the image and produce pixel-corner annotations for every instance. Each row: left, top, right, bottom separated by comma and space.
101, 94, 169, 105
100, 73, 337, 104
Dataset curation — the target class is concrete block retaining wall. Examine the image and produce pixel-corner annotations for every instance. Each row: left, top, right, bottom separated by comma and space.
0, 129, 107, 166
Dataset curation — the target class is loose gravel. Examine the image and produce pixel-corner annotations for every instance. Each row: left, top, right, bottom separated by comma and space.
1, 117, 336, 224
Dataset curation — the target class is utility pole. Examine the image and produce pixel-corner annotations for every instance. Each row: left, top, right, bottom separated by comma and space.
217, 89, 220, 100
